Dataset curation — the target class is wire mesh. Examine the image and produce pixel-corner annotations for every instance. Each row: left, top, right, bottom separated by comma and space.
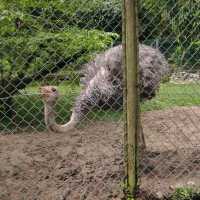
0, 0, 199, 199
137, 1, 200, 199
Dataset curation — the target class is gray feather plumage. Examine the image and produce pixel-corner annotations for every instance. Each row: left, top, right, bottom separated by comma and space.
72, 44, 170, 121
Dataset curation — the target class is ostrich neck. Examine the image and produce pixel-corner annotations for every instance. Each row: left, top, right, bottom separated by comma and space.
44, 103, 78, 133
44, 103, 56, 127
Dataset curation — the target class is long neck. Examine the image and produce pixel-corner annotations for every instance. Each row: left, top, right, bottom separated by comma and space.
44, 103, 78, 133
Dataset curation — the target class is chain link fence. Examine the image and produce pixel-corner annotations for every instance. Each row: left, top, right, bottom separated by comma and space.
0, 0, 199, 199
137, 1, 200, 199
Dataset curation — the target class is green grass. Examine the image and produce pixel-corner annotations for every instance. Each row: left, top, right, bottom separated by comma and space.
141, 83, 200, 112
1, 82, 200, 132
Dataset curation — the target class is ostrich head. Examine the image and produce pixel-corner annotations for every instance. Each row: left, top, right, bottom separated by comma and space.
40, 85, 78, 133
40, 86, 59, 105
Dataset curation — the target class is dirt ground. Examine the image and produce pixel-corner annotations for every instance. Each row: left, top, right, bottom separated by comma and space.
0, 107, 200, 200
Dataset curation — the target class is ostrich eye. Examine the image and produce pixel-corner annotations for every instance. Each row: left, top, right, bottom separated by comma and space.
52, 88, 57, 92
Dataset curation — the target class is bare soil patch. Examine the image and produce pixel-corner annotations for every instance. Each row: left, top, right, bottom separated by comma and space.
0, 107, 200, 200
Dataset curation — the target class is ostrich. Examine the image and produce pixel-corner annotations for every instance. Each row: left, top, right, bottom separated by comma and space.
40, 44, 170, 144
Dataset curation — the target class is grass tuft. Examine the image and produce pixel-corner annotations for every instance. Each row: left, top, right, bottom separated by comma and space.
171, 187, 200, 200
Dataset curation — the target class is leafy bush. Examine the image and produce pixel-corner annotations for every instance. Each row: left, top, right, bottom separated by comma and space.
0, 0, 120, 95
0, 27, 118, 101
171, 187, 200, 200
0, 0, 199, 72
0, 28, 118, 78
0, 0, 122, 35
139, 0, 200, 70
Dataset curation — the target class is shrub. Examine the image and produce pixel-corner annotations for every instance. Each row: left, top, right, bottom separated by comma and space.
0, 0, 122, 35
0, 28, 118, 77
139, 0, 200, 71
171, 187, 200, 200
1, 0, 199, 71
0, 0, 120, 93
0, 27, 118, 98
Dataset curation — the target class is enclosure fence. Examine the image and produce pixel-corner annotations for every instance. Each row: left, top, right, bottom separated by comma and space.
0, 0, 200, 199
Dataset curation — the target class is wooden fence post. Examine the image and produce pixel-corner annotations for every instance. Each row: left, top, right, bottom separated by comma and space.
123, 0, 139, 197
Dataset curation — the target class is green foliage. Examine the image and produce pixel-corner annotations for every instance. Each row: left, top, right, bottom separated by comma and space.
0, 0, 122, 35
0, 28, 118, 78
139, 0, 200, 71
0, 0, 199, 81
0, 0, 119, 99
171, 187, 200, 200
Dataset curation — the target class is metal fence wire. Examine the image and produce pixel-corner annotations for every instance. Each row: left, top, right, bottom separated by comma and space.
0, 0, 199, 199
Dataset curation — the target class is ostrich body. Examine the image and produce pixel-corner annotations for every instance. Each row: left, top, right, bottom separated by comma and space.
40, 44, 170, 134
